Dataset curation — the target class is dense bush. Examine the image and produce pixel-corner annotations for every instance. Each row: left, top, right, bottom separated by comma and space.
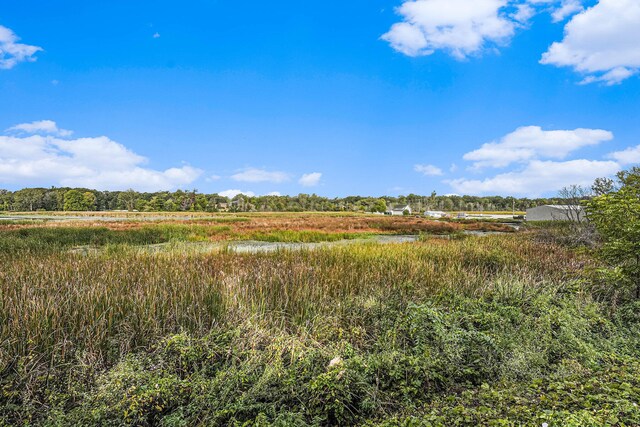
11, 293, 638, 426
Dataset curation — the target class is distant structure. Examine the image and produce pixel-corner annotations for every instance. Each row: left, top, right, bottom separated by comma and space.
424, 210, 446, 218
386, 204, 412, 216
526, 205, 585, 222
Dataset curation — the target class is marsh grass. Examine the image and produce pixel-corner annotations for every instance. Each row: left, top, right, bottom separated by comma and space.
244, 230, 375, 243
0, 235, 584, 379
1, 226, 638, 426
0, 221, 501, 253
0, 224, 234, 253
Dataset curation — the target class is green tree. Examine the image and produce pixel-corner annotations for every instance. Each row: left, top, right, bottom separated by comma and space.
118, 189, 137, 211
0, 190, 10, 211
195, 194, 208, 211
161, 200, 175, 211
592, 177, 616, 196
13, 188, 47, 211
428, 191, 437, 210
83, 192, 97, 211
148, 196, 165, 212
135, 199, 148, 212
372, 198, 387, 213
64, 190, 86, 211
585, 167, 640, 298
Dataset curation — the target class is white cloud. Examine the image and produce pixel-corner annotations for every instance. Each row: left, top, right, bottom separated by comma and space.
607, 145, 640, 165
70, 166, 201, 192
382, 0, 516, 59
463, 126, 613, 169
550, 0, 584, 22
0, 122, 202, 191
0, 25, 42, 69
414, 164, 444, 176
266, 191, 282, 196
7, 120, 73, 137
380, 0, 591, 62
512, 4, 536, 23
541, 0, 640, 84
231, 167, 290, 183
523, 0, 585, 20
153, 32, 161, 39
445, 123, 634, 196
448, 159, 620, 196
299, 172, 322, 187
218, 189, 255, 198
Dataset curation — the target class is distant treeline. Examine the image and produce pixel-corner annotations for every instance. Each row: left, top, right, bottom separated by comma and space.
0, 187, 568, 213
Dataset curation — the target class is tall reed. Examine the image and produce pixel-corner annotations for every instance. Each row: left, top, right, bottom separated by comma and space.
0, 234, 587, 384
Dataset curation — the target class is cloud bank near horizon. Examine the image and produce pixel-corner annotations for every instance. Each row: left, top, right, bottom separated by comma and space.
412, 125, 640, 197
0, 121, 202, 192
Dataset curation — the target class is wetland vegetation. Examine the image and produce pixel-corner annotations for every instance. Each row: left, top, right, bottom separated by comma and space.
0, 207, 639, 426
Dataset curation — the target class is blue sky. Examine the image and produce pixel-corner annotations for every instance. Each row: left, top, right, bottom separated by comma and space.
1, 0, 639, 197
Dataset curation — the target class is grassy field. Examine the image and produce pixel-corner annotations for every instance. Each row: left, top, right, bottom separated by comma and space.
1, 214, 639, 426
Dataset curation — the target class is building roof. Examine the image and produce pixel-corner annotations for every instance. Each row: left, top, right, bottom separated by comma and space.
390, 204, 410, 210
530, 205, 584, 210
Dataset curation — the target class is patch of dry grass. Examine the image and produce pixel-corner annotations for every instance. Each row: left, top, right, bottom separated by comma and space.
0, 213, 516, 238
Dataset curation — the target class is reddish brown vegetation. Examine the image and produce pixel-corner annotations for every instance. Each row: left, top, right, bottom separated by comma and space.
0, 214, 515, 235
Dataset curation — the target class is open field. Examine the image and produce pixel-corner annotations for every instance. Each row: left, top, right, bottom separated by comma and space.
1, 214, 639, 426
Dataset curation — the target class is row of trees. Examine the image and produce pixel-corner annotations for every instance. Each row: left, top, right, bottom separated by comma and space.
0, 187, 571, 213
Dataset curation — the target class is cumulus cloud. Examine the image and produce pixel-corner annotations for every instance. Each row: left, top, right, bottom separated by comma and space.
299, 172, 322, 187
218, 189, 256, 198
444, 124, 633, 196
231, 167, 290, 183
381, 0, 516, 59
414, 164, 444, 176
607, 145, 640, 165
7, 120, 73, 137
541, 0, 640, 84
381, 0, 586, 59
0, 25, 42, 69
463, 126, 613, 169
381, 0, 640, 85
448, 159, 620, 196
0, 121, 202, 191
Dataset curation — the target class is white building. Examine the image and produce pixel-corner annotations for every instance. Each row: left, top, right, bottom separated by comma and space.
424, 210, 447, 218
526, 205, 585, 222
386, 204, 412, 216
